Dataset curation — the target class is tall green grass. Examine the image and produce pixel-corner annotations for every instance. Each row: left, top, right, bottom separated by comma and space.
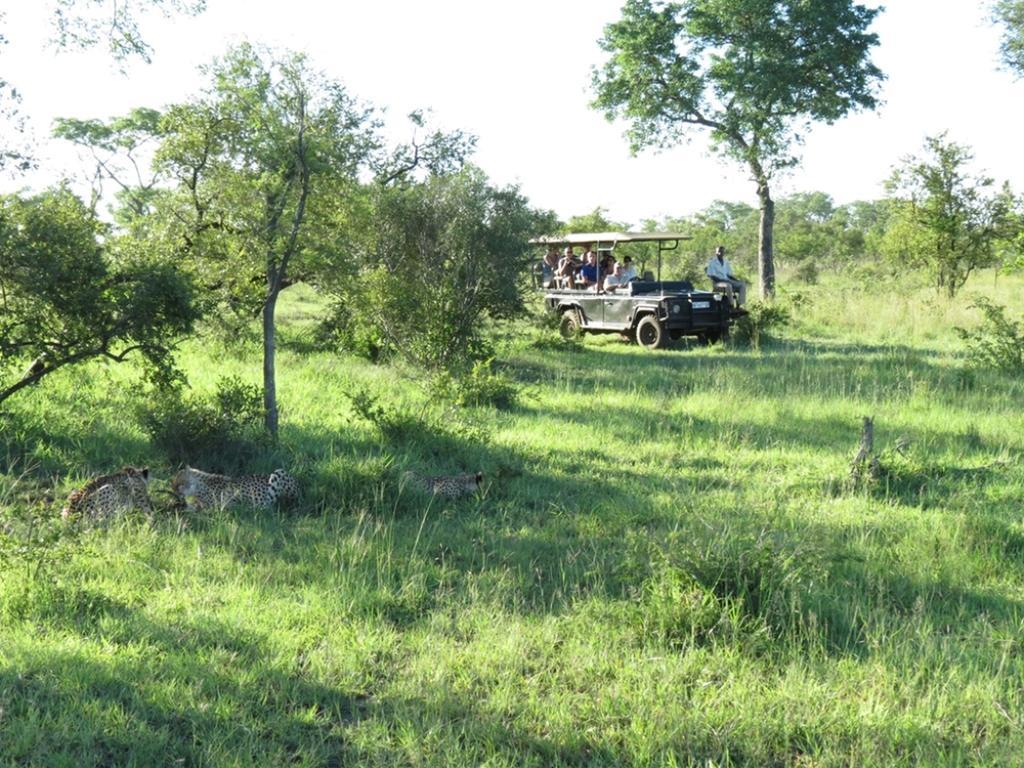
1, 273, 1022, 766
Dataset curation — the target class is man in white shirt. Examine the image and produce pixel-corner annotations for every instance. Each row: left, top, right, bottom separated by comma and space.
706, 245, 746, 306
603, 262, 631, 292
621, 255, 638, 282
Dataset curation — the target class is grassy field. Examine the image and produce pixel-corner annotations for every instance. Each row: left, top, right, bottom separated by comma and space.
2, 272, 1023, 767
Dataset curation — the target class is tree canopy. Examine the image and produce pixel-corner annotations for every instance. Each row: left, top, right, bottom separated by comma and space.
591, 0, 885, 297
0, 187, 197, 405
882, 134, 1016, 297
993, 0, 1024, 75
329, 167, 551, 372
151, 43, 378, 436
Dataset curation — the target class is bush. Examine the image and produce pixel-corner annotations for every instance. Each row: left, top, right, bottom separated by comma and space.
343, 385, 492, 458
431, 358, 520, 409
954, 297, 1024, 373
137, 376, 268, 471
330, 170, 546, 374
731, 300, 791, 349
312, 300, 390, 362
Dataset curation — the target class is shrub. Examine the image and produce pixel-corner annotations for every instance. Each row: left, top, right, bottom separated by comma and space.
431, 358, 520, 409
731, 300, 791, 349
137, 376, 268, 471
954, 297, 1024, 373
330, 170, 547, 374
312, 300, 390, 362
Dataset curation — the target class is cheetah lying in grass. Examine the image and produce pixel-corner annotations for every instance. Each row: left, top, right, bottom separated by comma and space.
403, 471, 483, 499
62, 466, 153, 522
171, 466, 299, 510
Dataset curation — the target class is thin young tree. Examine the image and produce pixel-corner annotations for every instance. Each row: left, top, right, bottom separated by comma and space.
155, 44, 376, 436
591, 0, 885, 298
882, 133, 1015, 297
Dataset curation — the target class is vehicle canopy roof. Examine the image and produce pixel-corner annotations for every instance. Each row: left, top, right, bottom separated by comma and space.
529, 231, 691, 248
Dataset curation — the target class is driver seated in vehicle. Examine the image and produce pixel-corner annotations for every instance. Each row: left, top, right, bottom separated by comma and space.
706, 245, 746, 307
621, 255, 638, 282
603, 262, 632, 293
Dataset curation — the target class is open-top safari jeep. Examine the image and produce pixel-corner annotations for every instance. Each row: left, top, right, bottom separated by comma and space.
531, 232, 744, 349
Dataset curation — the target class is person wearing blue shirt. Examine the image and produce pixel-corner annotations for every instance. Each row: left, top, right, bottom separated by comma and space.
578, 250, 598, 288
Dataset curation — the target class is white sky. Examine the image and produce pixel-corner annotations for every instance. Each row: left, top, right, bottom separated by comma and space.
1, 0, 1021, 226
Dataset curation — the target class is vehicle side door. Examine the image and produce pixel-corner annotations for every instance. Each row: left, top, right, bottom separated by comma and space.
602, 293, 632, 329
575, 290, 604, 326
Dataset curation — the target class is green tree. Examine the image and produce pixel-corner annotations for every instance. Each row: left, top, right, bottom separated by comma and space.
338, 168, 546, 372
0, 188, 197, 405
53, 108, 165, 221
154, 44, 377, 436
660, 200, 757, 282
48, 0, 207, 65
882, 134, 1015, 297
564, 207, 628, 234
993, 0, 1024, 75
1, 2, 205, 172
591, 0, 885, 298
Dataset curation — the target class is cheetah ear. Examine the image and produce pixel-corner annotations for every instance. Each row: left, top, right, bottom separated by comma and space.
475, 472, 483, 483
141, 467, 149, 480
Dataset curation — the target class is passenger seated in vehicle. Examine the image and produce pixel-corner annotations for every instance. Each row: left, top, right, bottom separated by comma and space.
603, 262, 631, 292
621, 255, 638, 282
541, 245, 559, 287
578, 251, 599, 288
556, 246, 579, 289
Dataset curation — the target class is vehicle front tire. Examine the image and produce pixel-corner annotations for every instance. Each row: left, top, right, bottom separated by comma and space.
559, 310, 583, 340
635, 315, 666, 350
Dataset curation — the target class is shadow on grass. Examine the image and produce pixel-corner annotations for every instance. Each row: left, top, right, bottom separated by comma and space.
1, 596, 998, 767
0, 614, 364, 767
511, 336, 958, 403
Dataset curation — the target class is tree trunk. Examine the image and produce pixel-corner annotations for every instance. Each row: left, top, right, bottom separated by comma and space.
756, 178, 776, 299
263, 285, 279, 438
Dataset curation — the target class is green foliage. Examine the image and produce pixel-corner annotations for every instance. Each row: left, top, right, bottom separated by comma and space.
993, 0, 1024, 75
955, 297, 1024, 372
151, 43, 378, 434
49, 0, 206, 64
430, 359, 520, 410
0, 188, 198, 405
592, 0, 884, 165
731, 300, 791, 349
52, 108, 164, 223
562, 206, 627, 234
312, 300, 390, 362
136, 376, 268, 470
339, 168, 544, 373
591, 0, 885, 296
882, 133, 1016, 297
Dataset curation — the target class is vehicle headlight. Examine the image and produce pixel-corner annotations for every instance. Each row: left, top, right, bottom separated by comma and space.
671, 303, 682, 315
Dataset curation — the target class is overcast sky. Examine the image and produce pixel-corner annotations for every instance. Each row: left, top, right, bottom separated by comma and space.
1, 0, 1020, 225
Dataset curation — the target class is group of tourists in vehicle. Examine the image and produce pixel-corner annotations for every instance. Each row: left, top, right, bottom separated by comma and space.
539, 239, 746, 308
541, 243, 643, 292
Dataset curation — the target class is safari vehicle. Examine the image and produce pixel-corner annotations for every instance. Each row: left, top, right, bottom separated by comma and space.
531, 232, 743, 349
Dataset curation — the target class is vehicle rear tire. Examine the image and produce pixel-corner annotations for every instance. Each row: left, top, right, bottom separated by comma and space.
559, 310, 583, 340
635, 315, 666, 350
